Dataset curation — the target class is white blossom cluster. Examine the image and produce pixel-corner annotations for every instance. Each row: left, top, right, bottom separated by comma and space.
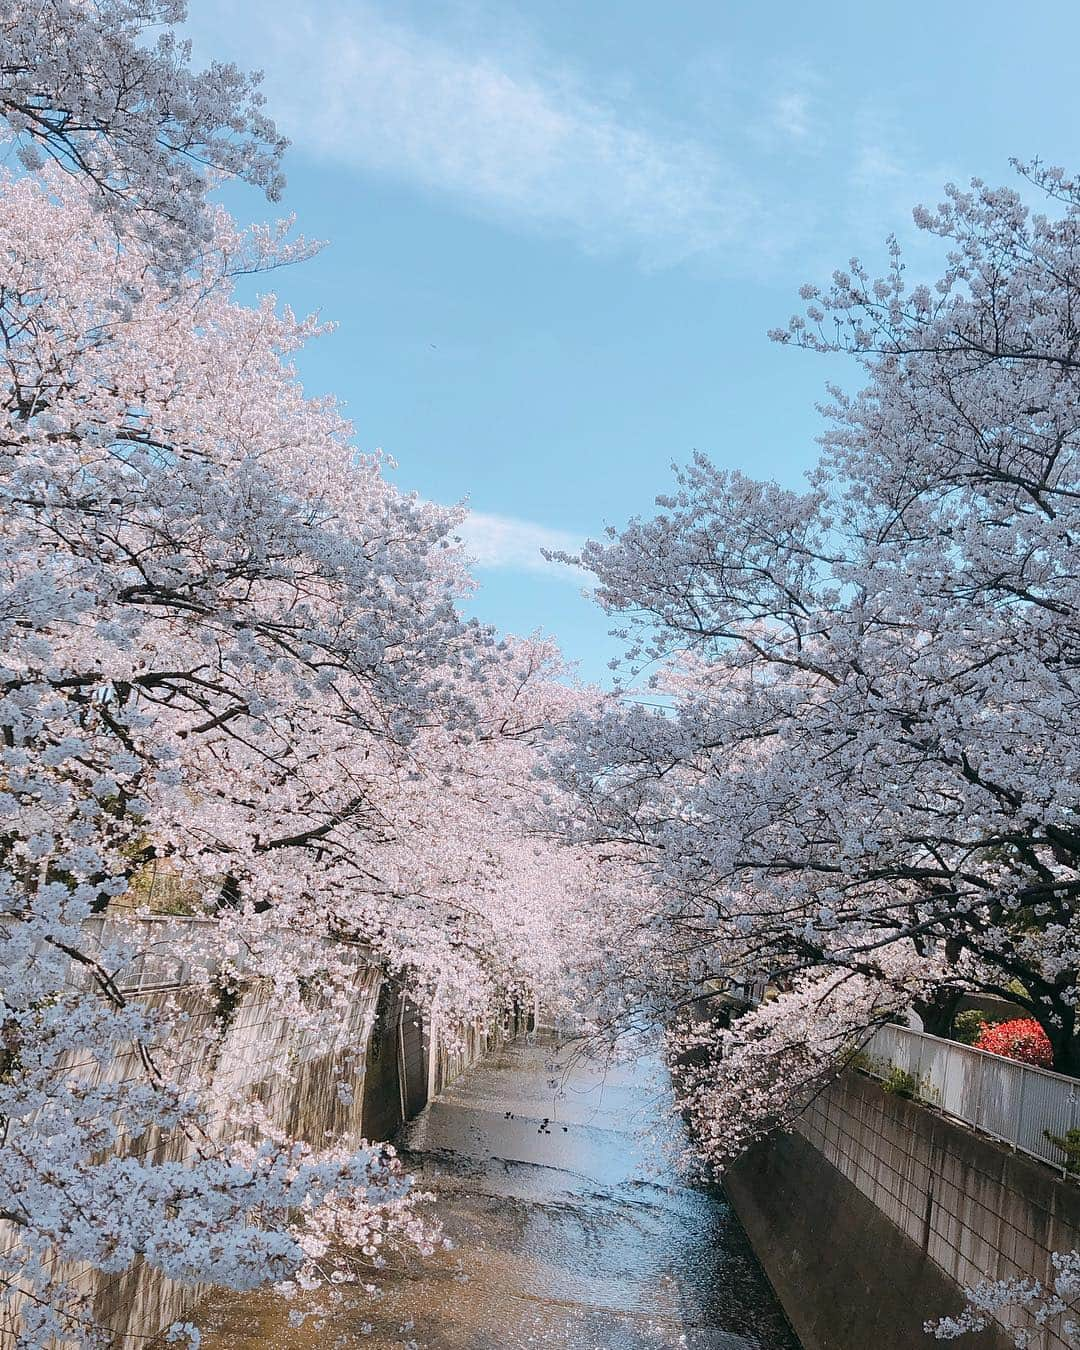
0, 0, 287, 272
929, 1249, 1080, 1347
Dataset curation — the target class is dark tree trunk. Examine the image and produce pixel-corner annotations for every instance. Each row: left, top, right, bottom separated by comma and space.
1043, 1001, 1080, 1078
912, 987, 963, 1039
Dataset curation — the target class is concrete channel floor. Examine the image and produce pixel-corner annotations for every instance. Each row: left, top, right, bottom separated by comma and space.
193, 1038, 801, 1349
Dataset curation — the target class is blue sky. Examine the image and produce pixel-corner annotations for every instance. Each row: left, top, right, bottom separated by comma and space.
187, 0, 1079, 684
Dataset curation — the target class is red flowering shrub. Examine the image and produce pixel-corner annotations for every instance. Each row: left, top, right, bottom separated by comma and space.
974, 1018, 1054, 1068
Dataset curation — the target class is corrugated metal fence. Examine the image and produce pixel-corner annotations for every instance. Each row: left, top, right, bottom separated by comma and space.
863, 1024, 1080, 1173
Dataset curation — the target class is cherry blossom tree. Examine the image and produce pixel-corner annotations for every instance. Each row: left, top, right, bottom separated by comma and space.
550, 160, 1080, 1158
0, 150, 599, 1340
0, 161, 456, 1342
0, 0, 287, 270
283, 632, 608, 1034
0, 5, 604, 1343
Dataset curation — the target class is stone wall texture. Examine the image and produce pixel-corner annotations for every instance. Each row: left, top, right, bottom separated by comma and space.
0, 969, 517, 1349
726, 1068, 1080, 1350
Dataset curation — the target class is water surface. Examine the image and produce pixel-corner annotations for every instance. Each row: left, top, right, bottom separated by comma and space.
193, 1039, 800, 1349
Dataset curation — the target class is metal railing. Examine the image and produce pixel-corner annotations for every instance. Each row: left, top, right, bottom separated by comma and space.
862, 1023, 1080, 1174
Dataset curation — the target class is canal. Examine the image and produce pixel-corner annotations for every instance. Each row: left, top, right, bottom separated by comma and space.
192, 1038, 800, 1349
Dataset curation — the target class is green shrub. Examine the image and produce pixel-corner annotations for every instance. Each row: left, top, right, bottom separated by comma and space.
1044, 1127, 1080, 1175
881, 1067, 918, 1099
953, 1009, 996, 1046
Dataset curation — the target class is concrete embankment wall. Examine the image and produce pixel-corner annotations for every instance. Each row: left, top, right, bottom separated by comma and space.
1, 971, 519, 1349
725, 1068, 1080, 1350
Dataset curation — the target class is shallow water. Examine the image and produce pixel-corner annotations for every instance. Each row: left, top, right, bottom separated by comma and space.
192, 1039, 800, 1349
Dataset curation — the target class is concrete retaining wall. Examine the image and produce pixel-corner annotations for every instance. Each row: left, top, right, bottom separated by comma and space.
726, 1069, 1080, 1350
1, 970, 517, 1349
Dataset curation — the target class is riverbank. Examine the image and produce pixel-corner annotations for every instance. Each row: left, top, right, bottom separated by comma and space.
724, 1068, 1032, 1350
189, 1038, 798, 1348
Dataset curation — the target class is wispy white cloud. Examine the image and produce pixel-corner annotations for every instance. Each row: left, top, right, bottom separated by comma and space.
191, 4, 964, 282
843, 105, 959, 258
455, 510, 585, 582
771, 90, 813, 143
195, 1, 755, 268
760, 59, 825, 150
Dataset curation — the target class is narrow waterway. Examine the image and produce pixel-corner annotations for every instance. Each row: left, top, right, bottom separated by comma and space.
193, 1039, 800, 1349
